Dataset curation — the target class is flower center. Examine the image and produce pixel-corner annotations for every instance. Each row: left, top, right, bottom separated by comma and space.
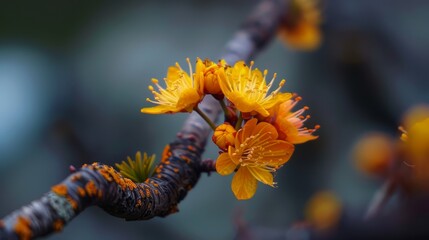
232, 132, 285, 171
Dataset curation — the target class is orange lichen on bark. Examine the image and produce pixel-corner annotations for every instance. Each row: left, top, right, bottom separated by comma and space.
173, 168, 180, 173
145, 188, 151, 197
135, 199, 142, 208
180, 156, 191, 164
76, 186, 86, 197
70, 173, 81, 182
66, 196, 78, 210
51, 184, 68, 196
85, 181, 98, 197
98, 168, 113, 182
52, 220, 64, 232
155, 166, 163, 174
14, 216, 32, 240
187, 145, 196, 152
139, 189, 145, 197
124, 178, 137, 190
99, 165, 127, 189
161, 145, 171, 162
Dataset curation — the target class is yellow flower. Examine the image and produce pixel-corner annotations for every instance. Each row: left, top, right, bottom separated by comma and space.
196, 58, 227, 95
216, 118, 294, 200
400, 106, 429, 189
141, 58, 204, 114
212, 123, 236, 151
278, 0, 322, 50
219, 61, 292, 117
305, 191, 342, 231
352, 133, 394, 177
270, 97, 319, 144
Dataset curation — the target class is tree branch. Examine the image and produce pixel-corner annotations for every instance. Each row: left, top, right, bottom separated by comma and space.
0, 0, 288, 239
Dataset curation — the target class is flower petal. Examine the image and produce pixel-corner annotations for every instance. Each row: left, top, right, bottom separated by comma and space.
247, 166, 274, 186
263, 140, 295, 166
176, 88, 201, 112
141, 105, 175, 114
216, 153, 236, 175
231, 167, 257, 200
240, 118, 258, 142
252, 121, 279, 141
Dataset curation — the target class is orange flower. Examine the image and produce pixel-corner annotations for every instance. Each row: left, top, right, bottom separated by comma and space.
141, 58, 204, 114
218, 61, 292, 117
270, 97, 319, 144
399, 105, 429, 189
305, 191, 342, 231
212, 123, 236, 151
195, 58, 227, 95
216, 118, 294, 200
353, 133, 394, 177
278, 0, 322, 50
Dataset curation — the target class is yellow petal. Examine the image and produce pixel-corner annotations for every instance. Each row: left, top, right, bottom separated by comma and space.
176, 88, 201, 112
263, 140, 295, 166
238, 118, 258, 144
228, 94, 261, 113
252, 121, 279, 141
247, 166, 274, 186
231, 167, 257, 200
141, 105, 174, 114
216, 153, 237, 175
165, 66, 181, 85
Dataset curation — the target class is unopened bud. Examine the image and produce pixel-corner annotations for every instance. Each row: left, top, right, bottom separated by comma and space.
212, 123, 236, 151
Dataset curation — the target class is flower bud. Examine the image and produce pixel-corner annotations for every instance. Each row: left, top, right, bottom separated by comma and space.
305, 191, 342, 232
212, 123, 236, 151
353, 133, 394, 177
196, 58, 226, 95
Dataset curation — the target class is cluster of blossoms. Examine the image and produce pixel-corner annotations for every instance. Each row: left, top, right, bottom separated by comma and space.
354, 105, 429, 191
141, 58, 319, 200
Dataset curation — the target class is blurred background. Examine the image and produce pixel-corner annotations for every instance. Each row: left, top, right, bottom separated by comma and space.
1, 0, 429, 239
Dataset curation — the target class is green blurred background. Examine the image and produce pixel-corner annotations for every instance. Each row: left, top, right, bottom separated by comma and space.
1, 0, 429, 239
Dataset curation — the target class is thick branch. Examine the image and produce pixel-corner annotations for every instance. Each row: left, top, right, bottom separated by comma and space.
0, 0, 287, 239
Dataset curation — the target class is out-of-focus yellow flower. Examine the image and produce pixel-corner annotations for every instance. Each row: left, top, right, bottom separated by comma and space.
196, 58, 227, 95
400, 106, 429, 188
141, 58, 204, 114
269, 97, 319, 144
216, 118, 294, 200
115, 151, 156, 183
219, 61, 292, 117
212, 123, 236, 151
278, 0, 322, 50
353, 133, 394, 177
305, 191, 342, 231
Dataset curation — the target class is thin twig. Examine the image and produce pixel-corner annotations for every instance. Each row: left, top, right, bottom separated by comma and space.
364, 177, 397, 220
